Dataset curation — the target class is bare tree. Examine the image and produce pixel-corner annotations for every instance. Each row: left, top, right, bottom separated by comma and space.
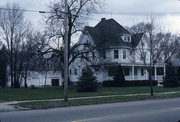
0, 3, 32, 88
132, 18, 180, 96
160, 33, 180, 63
44, 0, 103, 60
41, 0, 104, 101
40, 1, 104, 77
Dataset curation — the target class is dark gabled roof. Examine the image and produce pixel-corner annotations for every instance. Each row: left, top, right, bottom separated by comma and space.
132, 33, 144, 48
84, 18, 144, 49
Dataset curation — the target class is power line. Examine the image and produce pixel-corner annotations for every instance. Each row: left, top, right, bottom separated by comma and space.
0, 7, 78, 17
96, 11, 180, 15
0, 7, 53, 14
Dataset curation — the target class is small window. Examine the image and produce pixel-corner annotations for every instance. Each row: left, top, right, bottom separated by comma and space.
123, 35, 131, 42
114, 50, 119, 59
74, 69, 77, 75
95, 69, 99, 75
130, 51, 132, 55
124, 37, 127, 41
134, 67, 138, 76
82, 69, 85, 74
123, 50, 126, 59
141, 68, 144, 76
127, 36, 130, 42
70, 69, 72, 74
92, 52, 95, 59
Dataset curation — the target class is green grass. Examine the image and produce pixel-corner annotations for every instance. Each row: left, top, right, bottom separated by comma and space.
1, 86, 180, 102
17, 92, 180, 109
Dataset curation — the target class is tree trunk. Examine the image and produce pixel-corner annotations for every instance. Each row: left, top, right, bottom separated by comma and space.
148, 68, 154, 96
24, 70, 28, 88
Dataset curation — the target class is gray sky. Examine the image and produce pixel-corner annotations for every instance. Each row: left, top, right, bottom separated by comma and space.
1, 0, 180, 33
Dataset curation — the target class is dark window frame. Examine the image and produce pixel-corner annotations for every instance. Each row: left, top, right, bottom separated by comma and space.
123, 50, 126, 59
114, 50, 119, 59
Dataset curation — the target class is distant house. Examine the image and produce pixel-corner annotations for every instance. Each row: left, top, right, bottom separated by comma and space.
7, 53, 63, 87
69, 18, 165, 84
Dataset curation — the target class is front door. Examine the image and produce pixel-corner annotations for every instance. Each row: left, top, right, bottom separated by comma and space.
51, 79, 59, 86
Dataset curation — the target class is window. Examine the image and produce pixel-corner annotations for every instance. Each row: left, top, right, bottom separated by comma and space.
123, 35, 131, 42
141, 68, 144, 76
102, 50, 106, 59
92, 52, 95, 59
157, 67, 164, 75
127, 36, 131, 42
74, 69, 77, 75
134, 67, 138, 76
82, 69, 85, 74
70, 69, 72, 74
95, 69, 99, 75
114, 50, 119, 59
130, 51, 132, 55
123, 50, 126, 59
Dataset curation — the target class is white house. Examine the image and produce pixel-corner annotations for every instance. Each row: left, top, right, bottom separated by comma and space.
69, 18, 165, 84
6, 18, 166, 87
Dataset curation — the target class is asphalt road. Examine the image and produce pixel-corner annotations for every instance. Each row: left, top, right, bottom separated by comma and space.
0, 98, 180, 122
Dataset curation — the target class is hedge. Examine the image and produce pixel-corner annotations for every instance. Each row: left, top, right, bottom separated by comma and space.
102, 80, 158, 87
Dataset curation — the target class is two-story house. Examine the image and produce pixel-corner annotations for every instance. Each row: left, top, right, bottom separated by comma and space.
69, 18, 165, 84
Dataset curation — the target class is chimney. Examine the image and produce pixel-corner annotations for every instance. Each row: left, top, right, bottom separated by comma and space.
101, 18, 106, 21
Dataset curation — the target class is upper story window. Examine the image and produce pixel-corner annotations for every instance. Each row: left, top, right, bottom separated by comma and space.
123, 35, 131, 42
130, 50, 132, 55
102, 50, 106, 59
92, 52, 95, 59
74, 69, 77, 75
123, 50, 126, 59
82, 69, 85, 74
114, 50, 119, 59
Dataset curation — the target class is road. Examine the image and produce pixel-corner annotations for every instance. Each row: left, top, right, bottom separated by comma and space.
0, 98, 180, 122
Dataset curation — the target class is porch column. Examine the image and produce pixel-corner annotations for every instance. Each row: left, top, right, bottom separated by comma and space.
145, 69, 148, 80
164, 64, 166, 77
155, 66, 157, 81
132, 65, 134, 80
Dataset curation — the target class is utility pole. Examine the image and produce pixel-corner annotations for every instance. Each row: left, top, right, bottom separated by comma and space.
64, 0, 69, 101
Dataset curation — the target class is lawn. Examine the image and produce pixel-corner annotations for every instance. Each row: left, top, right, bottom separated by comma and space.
1, 86, 180, 102
17, 92, 180, 109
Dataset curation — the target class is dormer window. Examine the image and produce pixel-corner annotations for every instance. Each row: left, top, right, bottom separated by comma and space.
122, 35, 131, 42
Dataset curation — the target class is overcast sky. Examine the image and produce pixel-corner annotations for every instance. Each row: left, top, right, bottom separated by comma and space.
1, 0, 180, 33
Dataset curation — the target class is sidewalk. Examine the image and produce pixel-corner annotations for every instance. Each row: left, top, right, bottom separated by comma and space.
0, 91, 178, 112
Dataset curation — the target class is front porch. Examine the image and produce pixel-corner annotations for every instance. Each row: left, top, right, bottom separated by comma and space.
107, 64, 165, 82
123, 65, 165, 82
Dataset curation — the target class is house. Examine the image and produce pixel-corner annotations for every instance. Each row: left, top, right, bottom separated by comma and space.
69, 18, 165, 84
6, 53, 63, 87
